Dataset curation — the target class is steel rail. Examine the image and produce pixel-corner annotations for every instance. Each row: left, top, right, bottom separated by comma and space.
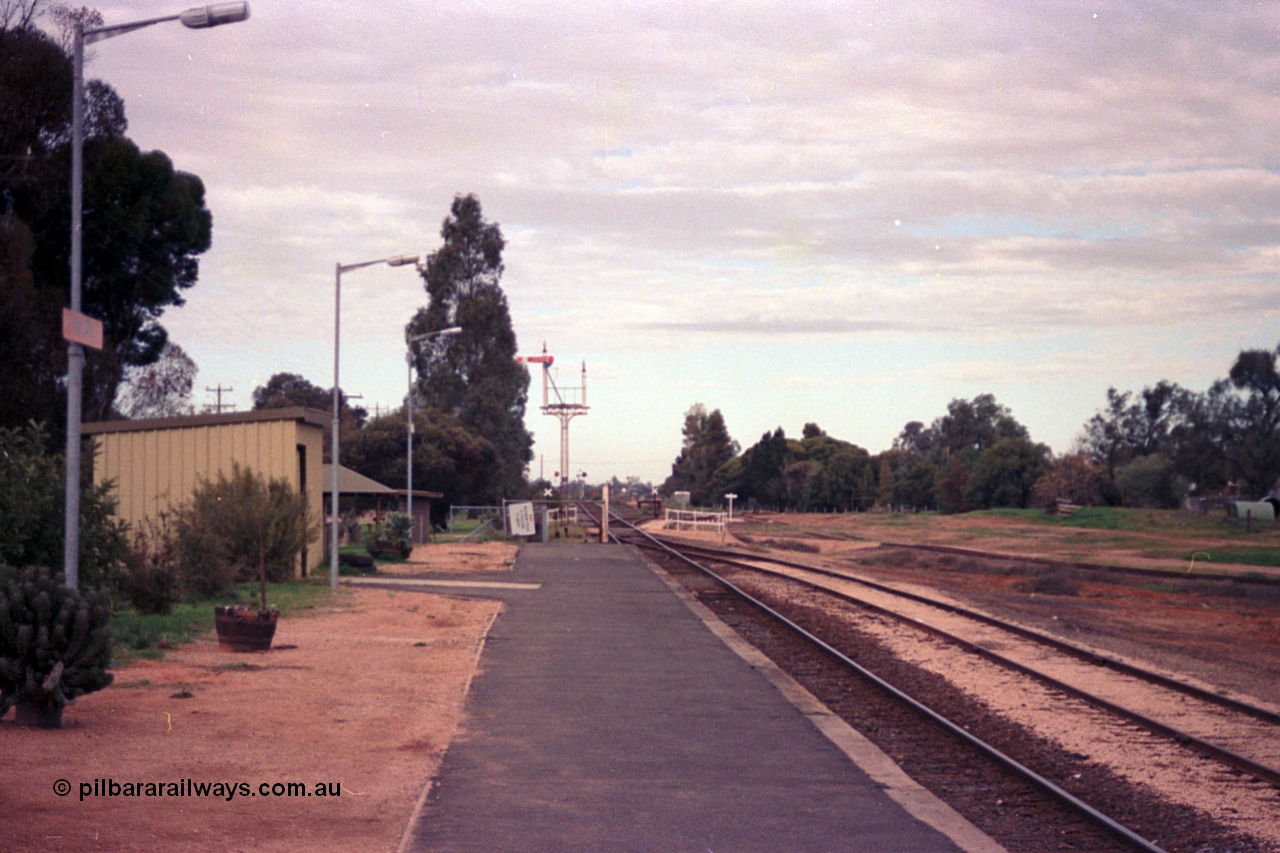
582, 504, 1172, 853
651, 539, 1280, 788
657, 537, 1280, 727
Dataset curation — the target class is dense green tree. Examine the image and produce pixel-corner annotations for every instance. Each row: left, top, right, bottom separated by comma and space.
0, 212, 59, 430
1031, 453, 1112, 508
664, 404, 739, 505
1080, 382, 1188, 478
936, 460, 971, 513
0, 23, 211, 428
253, 372, 333, 411
892, 457, 938, 510
739, 428, 789, 509
1080, 345, 1280, 500
964, 437, 1051, 509
53, 139, 211, 420
0, 26, 74, 432
1188, 344, 1280, 497
252, 372, 366, 463
407, 195, 532, 499
1114, 454, 1187, 509
889, 394, 1031, 510
0, 422, 127, 590
796, 429, 873, 511
345, 409, 502, 525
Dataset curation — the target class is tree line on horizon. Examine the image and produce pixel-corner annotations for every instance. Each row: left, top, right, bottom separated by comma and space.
663, 343, 1280, 513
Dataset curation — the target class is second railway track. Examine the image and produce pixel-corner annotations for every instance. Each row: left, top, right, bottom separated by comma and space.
586, 504, 1280, 853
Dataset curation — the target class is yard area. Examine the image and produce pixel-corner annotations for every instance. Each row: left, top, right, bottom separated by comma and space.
0, 543, 515, 852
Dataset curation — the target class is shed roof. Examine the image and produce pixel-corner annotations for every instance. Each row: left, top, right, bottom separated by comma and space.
83, 406, 327, 434
322, 464, 442, 499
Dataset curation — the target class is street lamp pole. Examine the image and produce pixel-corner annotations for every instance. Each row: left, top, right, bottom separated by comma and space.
64, 3, 250, 590
330, 253, 421, 589
406, 326, 462, 543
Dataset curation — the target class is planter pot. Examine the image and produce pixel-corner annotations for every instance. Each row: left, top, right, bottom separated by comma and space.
214, 605, 278, 652
14, 700, 64, 729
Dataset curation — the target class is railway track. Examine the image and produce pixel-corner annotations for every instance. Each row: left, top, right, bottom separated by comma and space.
581, 503, 1280, 853
732, 515, 1280, 588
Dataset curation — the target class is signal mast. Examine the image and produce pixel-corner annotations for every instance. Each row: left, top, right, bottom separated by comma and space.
518, 343, 588, 497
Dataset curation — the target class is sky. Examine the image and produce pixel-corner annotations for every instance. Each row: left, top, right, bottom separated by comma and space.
72, 0, 1280, 486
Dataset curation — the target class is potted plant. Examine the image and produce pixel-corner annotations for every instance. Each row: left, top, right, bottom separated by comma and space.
186, 465, 313, 653
0, 565, 114, 729
214, 531, 278, 652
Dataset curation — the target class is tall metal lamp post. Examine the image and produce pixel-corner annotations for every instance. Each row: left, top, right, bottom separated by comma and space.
406, 326, 462, 543
64, 3, 250, 590
330, 253, 421, 589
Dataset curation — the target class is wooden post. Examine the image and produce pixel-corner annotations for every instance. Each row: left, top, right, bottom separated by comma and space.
601, 484, 610, 543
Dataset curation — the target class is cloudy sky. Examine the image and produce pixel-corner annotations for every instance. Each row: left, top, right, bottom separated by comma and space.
78, 1, 1280, 485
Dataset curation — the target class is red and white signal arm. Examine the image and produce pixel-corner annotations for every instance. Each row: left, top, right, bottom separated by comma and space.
63, 309, 103, 350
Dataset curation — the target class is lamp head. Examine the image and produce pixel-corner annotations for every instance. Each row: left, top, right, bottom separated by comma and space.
386, 253, 424, 267
408, 326, 463, 344
180, 3, 250, 28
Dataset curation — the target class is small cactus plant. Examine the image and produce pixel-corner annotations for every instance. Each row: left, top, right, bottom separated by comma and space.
0, 565, 114, 728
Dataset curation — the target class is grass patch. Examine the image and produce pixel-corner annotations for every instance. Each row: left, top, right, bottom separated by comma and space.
1184, 547, 1280, 569
110, 578, 336, 667
974, 507, 1273, 539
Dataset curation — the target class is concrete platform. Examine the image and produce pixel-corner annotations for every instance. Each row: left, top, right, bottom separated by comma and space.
398, 543, 1002, 852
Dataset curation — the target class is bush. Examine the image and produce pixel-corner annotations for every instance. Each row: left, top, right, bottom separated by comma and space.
174, 519, 235, 600
1031, 453, 1109, 508
119, 514, 181, 614
0, 422, 128, 591
387, 512, 412, 542
1115, 454, 1188, 509
178, 464, 317, 595
0, 564, 114, 721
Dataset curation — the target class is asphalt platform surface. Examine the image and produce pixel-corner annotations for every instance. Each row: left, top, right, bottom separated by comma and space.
399, 543, 998, 852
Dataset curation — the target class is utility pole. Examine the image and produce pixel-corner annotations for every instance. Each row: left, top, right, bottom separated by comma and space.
205, 384, 234, 414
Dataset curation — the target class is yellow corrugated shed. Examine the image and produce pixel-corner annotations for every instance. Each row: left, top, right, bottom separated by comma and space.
83, 408, 327, 574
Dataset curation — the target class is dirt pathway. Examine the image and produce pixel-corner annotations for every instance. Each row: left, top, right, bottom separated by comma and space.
0, 544, 513, 852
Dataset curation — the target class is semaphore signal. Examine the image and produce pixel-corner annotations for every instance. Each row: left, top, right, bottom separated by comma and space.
517, 343, 587, 498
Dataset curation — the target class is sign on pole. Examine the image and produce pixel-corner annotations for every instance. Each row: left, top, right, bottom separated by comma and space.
62, 309, 103, 350
507, 501, 536, 537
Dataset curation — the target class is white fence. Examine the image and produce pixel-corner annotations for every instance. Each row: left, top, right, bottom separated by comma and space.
663, 508, 726, 534
547, 506, 578, 525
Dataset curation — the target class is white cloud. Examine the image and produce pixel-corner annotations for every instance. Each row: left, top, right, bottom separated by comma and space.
68, 0, 1280, 482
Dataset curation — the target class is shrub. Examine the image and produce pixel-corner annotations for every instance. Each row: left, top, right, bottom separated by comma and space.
0, 564, 114, 723
387, 512, 412, 542
119, 513, 181, 614
174, 518, 234, 600
178, 464, 317, 595
0, 422, 128, 591
1115, 454, 1188, 509
1031, 453, 1110, 508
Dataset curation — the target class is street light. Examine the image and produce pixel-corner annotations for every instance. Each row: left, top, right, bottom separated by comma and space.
406, 326, 462, 544
64, 3, 250, 590
330, 253, 421, 589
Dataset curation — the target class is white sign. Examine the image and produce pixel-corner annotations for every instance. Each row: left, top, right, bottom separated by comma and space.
507, 502, 536, 537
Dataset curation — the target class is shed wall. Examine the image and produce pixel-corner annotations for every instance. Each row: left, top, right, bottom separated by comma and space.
92, 417, 325, 573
